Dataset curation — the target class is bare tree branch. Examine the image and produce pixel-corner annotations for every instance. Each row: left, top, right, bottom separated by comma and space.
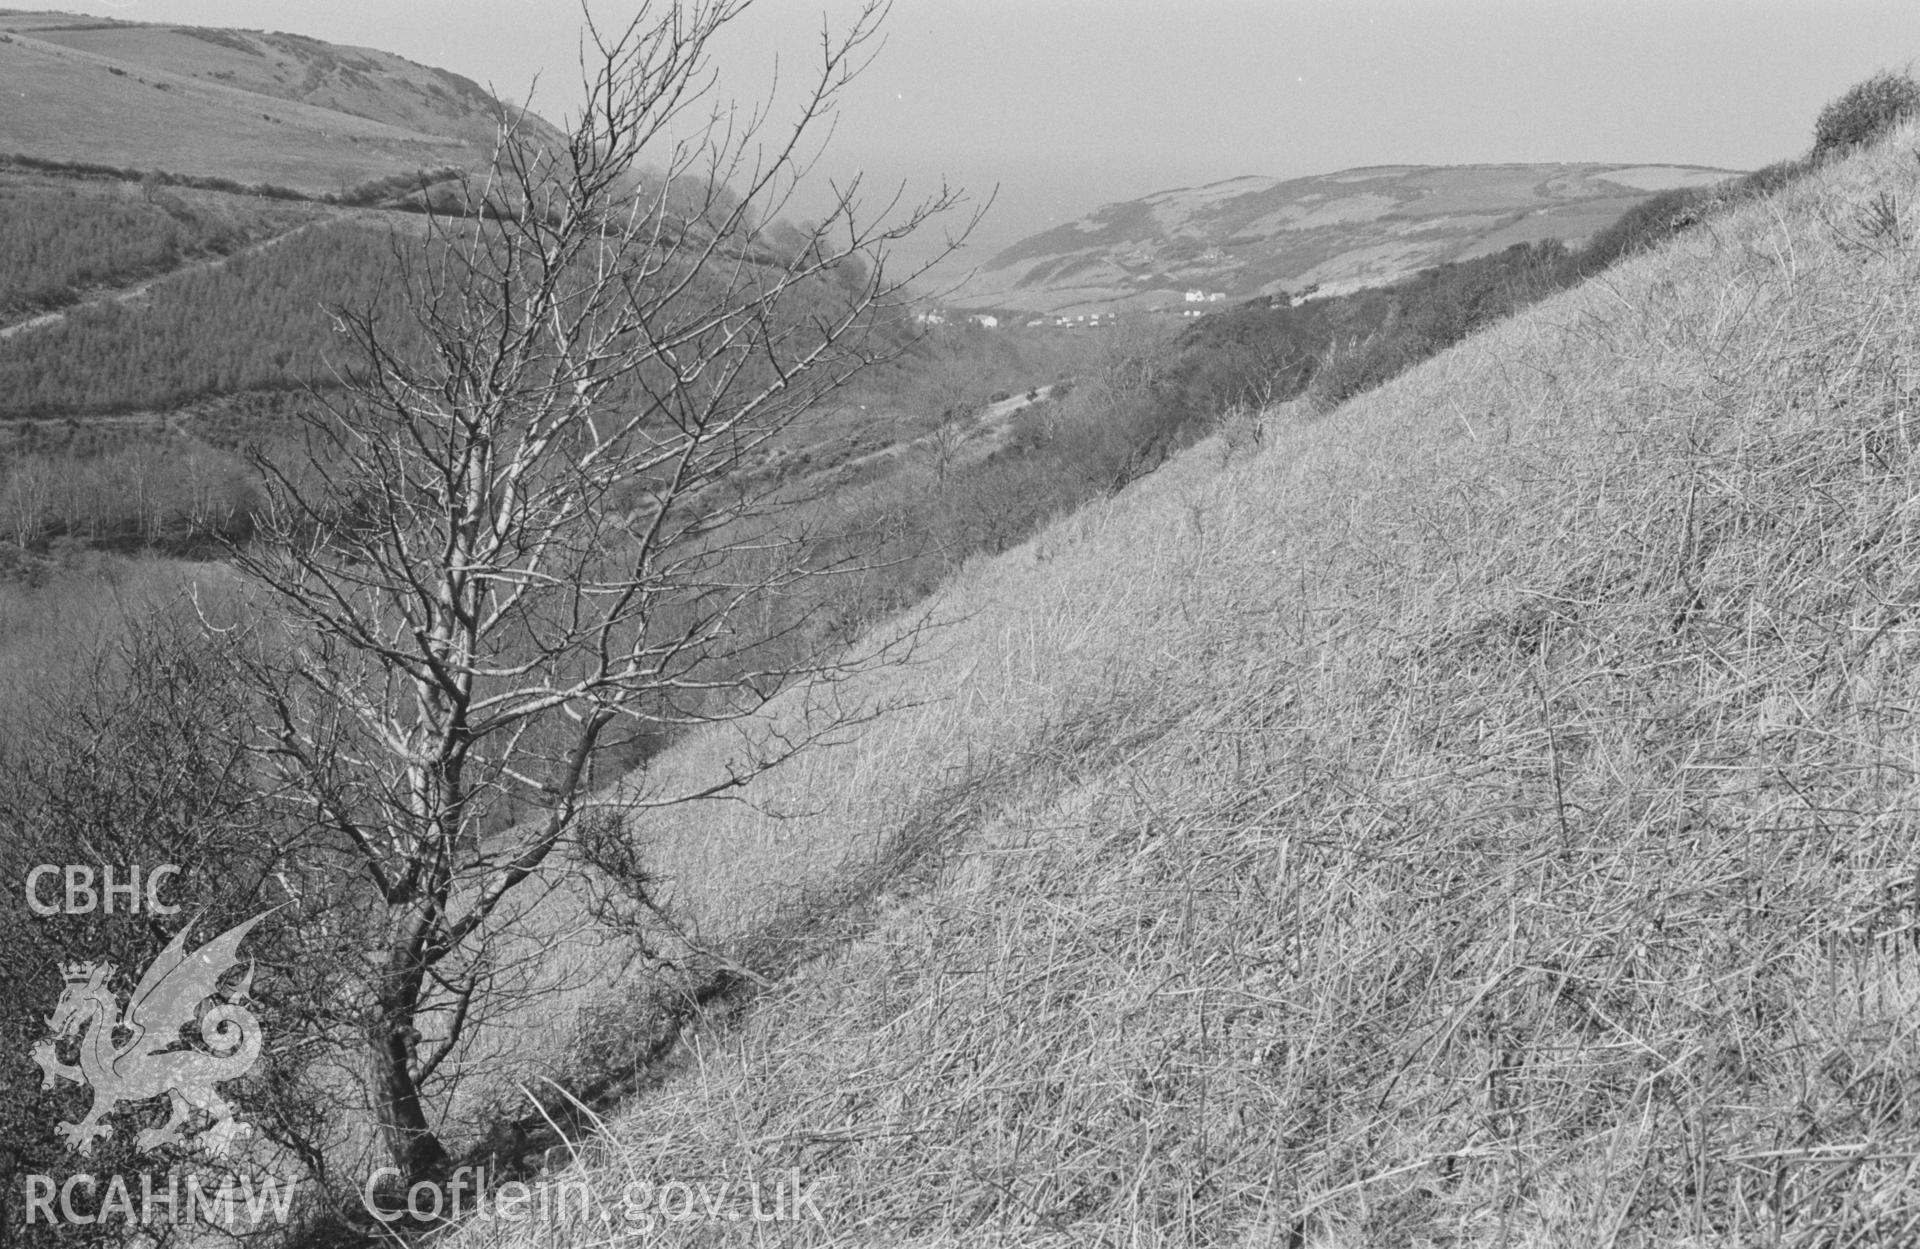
225, 0, 967, 1185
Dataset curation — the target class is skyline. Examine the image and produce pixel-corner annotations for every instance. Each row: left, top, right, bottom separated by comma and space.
16, 1, 1920, 268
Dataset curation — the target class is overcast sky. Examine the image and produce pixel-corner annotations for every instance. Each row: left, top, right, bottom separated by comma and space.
30, 0, 1920, 268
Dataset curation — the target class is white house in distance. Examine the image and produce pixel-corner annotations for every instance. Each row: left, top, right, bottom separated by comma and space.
912, 310, 1001, 328
1184, 290, 1228, 303
1049, 311, 1117, 329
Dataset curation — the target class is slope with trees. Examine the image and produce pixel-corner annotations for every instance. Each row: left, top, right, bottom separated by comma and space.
5, 0, 967, 1231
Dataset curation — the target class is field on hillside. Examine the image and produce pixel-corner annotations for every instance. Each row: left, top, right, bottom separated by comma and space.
0, 19, 482, 192
436, 120, 1920, 1246
0, 215, 406, 416
953, 162, 1741, 317
0, 172, 328, 319
15, 21, 510, 150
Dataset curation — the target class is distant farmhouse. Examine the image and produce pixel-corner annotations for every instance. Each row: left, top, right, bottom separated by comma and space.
915, 309, 1005, 328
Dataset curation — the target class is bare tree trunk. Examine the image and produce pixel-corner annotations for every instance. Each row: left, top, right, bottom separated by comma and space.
369, 974, 449, 1184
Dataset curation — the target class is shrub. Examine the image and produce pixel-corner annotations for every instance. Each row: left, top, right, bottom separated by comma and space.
1216, 403, 1267, 464
1813, 68, 1920, 160
1306, 333, 1405, 414
1731, 157, 1814, 200
1577, 187, 1710, 272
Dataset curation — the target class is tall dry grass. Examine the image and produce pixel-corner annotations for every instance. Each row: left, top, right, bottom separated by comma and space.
441, 121, 1920, 1246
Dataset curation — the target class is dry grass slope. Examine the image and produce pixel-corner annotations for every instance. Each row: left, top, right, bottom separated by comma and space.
456, 121, 1920, 1246
0, 16, 531, 192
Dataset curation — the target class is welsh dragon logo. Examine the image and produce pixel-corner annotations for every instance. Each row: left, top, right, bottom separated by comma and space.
31, 912, 268, 1159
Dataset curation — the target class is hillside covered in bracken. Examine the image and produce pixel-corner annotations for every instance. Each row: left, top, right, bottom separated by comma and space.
428, 94, 1920, 1248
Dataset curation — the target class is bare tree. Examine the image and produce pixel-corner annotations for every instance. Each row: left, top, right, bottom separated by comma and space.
914, 336, 990, 487
1, 455, 53, 552
225, 0, 964, 1184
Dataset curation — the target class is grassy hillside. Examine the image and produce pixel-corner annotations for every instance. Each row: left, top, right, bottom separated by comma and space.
443, 118, 1920, 1246
0, 11, 553, 194
951, 163, 1737, 318
14, 17, 513, 150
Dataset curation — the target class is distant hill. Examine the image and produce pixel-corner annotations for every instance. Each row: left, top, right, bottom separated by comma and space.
0, 9, 563, 193
951, 162, 1739, 315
